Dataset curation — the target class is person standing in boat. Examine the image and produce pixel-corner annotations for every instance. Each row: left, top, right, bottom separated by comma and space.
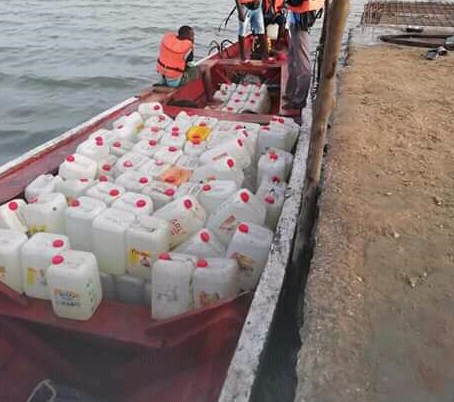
234, 0, 268, 60
283, 0, 323, 110
156, 25, 199, 87
262, 0, 287, 47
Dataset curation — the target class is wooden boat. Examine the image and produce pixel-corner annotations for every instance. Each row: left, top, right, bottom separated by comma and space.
0, 36, 310, 402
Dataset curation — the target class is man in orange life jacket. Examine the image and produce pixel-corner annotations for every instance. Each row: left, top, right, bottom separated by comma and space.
262, 0, 286, 45
283, 0, 323, 110
156, 25, 198, 88
234, 0, 268, 60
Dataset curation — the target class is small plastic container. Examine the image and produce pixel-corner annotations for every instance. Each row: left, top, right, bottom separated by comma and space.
21, 192, 67, 235
55, 178, 96, 204
97, 154, 119, 180
58, 154, 98, 180
198, 180, 238, 214
0, 229, 28, 293
153, 196, 207, 248
138, 158, 172, 180
200, 138, 251, 169
0, 199, 28, 232
257, 190, 285, 231
76, 138, 109, 162
190, 157, 245, 188
206, 189, 266, 245
46, 250, 102, 321
110, 139, 135, 158
137, 126, 165, 143
113, 112, 144, 141
174, 182, 203, 199
192, 116, 219, 129
114, 152, 149, 178
256, 151, 288, 188
115, 274, 145, 305
24, 174, 63, 203
138, 102, 164, 119
85, 182, 126, 206
176, 155, 200, 172
141, 181, 176, 211
92, 208, 136, 275
153, 146, 183, 165
158, 165, 192, 187
88, 129, 118, 147
226, 222, 273, 291
184, 139, 207, 158
64, 196, 107, 252
126, 215, 171, 279
144, 113, 172, 130
160, 130, 187, 148
132, 139, 162, 158
111, 192, 153, 216
21, 232, 70, 300
115, 171, 153, 194
173, 229, 226, 258
99, 271, 116, 300
151, 254, 195, 319
193, 258, 239, 309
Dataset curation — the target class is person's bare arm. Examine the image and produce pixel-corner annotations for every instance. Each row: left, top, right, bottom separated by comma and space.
235, 0, 245, 22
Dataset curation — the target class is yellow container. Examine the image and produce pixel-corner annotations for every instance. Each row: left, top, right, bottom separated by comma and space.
186, 125, 212, 143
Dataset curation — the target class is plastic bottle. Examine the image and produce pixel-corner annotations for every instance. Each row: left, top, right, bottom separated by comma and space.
190, 157, 245, 188
21, 232, 70, 299
113, 112, 144, 141
99, 271, 116, 300
125, 215, 171, 280
55, 178, 96, 204
267, 147, 294, 177
115, 171, 153, 194
137, 125, 165, 143
141, 181, 176, 211
132, 139, 162, 158
114, 152, 149, 178
76, 138, 109, 162
110, 139, 135, 158
97, 154, 119, 180
199, 138, 251, 170
115, 274, 145, 305
138, 102, 164, 119
206, 189, 266, 245
193, 258, 239, 309
64, 196, 107, 252
158, 165, 192, 187
0, 229, 28, 293
226, 222, 273, 291
174, 182, 203, 199
184, 139, 207, 158
173, 229, 226, 258
89, 129, 118, 147
192, 116, 219, 129
92, 208, 136, 275
46, 250, 102, 320
0, 199, 28, 232
58, 153, 98, 180
153, 146, 183, 165
138, 158, 172, 180
198, 180, 238, 214
85, 182, 126, 206
24, 174, 64, 203
111, 192, 153, 216
151, 253, 195, 319
153, 196, 207, 248
160, 129, 187, 148
21, 192, 67, 235
258, 190, 285, 231
269, 115, 300, 151
144, 113, 172, 130
256, 151, 288, 188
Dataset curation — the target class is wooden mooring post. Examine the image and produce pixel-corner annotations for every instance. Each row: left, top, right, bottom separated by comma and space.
293, 0, 350, 263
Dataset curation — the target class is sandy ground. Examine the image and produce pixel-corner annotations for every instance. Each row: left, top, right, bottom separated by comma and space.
295, 44, 454, 402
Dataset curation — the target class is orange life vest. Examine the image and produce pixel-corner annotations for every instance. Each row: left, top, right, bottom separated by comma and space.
240, 0, 259, 4
263, 0, 285, 14
156, 33, 193, 79
286, 0, 324, 14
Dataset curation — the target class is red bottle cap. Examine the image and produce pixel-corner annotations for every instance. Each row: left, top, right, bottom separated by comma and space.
80, 178, 89, 182
53, 239, 64, 248
199, 122, 207, 127
171, 132, 179, 137
265, 195, 275, 204
235, 124, 243, 130
238, 223, 249, 233
165, 176, 176, 183
8, 201, 18, 211
95, 136, 103, 142
158, 115, 166, 121
153, 104, 160, 110
99, 175, 109, 182
202, 184, 211, 192
109, 189, 120, 197
159, 253, 171, 260
171, 126, 179, 132
240, 191, 249, 202
66, 155, 75, 162
102, 164, 111, 171
151, 126, 160, 132
197, 259, 208, 268
52, 255, 64, 265
262, 126, 270, 131
139, 177, 149, 184
70, 199, 80, 207
226, 158, 235, 168
183, 199, 193, 209
113, 141, 121, 148
169, 146, 177, 152
136, 199, 146, 208
123, 160, 133, 168
237, 139, 244, 147
269, 153, 278, 161
272, 176, 281, 183
165, 188, 175, 197
148, 140, 157, 146
200, 231, 210, 242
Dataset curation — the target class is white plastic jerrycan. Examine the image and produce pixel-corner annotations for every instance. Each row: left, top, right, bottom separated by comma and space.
257, 190, 285, 231
115, 274, 145, 305
111, 192, 153, 216
138, 102, 164, 119
64, 196, 107, 252
110, 139, 134, 158
85, 182, 126, 206
24, 174, 63, 203
193, 258, 239, 309
197, 180, 238, 214
153, 196, 206, 248
137, 125, 165, 143
115, 171, 153, 194
256, 151, 288, 188
132, 139, 162, 159
114, 152, 149, 178
125, 215, 171, 280
92, 208, 136, 275
0, 199, 28, 232
97, 154, 119, 180
160, 129, 187, 149
226, 222, 273, 291
199, 138, 251, 170
21, 232, 70, 300
173, 229, 226, 258
76, 138, 109, 162
55, 178, 96, 204
58, 154, 98, 180
89, 129, 118, 147
206, 189, 266, 245
113, 112, 144, 141
141, 181, 176, 211
151, 253, 195, 319
270, 115, 300, 148
138, 158, 171, 180
190, 157, 244, 188
153, 146, 183, 165
184, 139, 207, 158
0, 229, 28, 293
100, 271, 116, 300
144, 113, 173, 130
46, 250, 102, 321
21, 192, 67, 235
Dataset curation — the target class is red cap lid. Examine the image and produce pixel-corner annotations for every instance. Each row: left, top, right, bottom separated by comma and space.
102, 164, 111, 171
117, 124, 124, 129
171, 132, 179, 137
265, 195, 275, 204
227, 107, 234, 111
95, 136, 103, 142
227, 158, 235, 168
251, 99, 256, 104
192, 134, 201, 140
109, 189, 120, 197
197, 259, 208, 268
269, 153, 278, 161
272, 176, 281, 183
254, 92, 260, 96
66, 155, 75, 162
199, 122, 207, 127
192, 139, 201, 145
136, 199, 146, 208
153, 104, 160, 110
238, 223, 249, 233
200, 231, 210, 242
53, 239, 64, 248
113, 141, 121, 148
151, 126, 160, 132
158, 115, 165, 121
238, 91, 244, 95
171, 126, 179, 132
202, 184, 211, 192
139, 177, 148, 184
165, 176, 176, 183
240, 191, 249, 202
155, 160, 164, 166
148, 140, 157, 146
278, 118, 285, 123
70, 199, 80, 207
123, 160, 133, 168
80, 178, 89, 182
29, 197, 38, 204
165, 188, 175, 197
262, 126, 270, 131
95, 138, 104, 146
159, 252, 171, 260
183, 199, 193, 209
8, 201, 18, 211
99, 175, 109, 182
235, 124, 243, 130
234, 99, 240, 103
52, 255, 64, 265
237, 139, 244, 147
168, 146, 177, 152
